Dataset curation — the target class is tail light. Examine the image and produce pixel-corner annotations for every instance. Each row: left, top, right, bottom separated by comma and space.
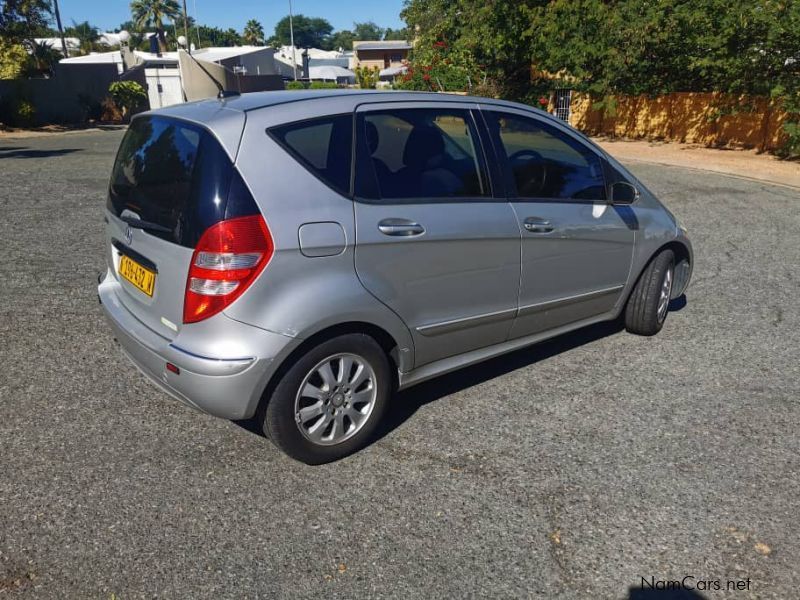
183, 215, 273, 323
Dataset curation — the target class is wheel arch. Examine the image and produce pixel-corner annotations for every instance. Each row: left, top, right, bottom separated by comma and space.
623, 239, 692, 310
253, 321, 402, 420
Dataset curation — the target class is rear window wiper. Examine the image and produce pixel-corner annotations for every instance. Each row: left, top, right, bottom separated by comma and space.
120, 215, 172, 234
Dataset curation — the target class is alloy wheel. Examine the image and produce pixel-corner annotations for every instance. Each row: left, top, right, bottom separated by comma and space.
293, 353, 378, 446
657, 266, 673, 323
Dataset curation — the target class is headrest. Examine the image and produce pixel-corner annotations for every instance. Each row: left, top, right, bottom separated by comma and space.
403, 126, 445, 169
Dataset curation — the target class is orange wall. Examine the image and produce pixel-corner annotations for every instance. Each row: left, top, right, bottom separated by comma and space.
568, 92, 789, 151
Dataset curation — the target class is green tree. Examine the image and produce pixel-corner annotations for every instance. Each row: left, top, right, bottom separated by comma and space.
383, 26, 409, 40
109, 80, 147, 119
272, 14, 333, 49
353, 21, 384, 41
65, 19, 100, 55
328, 29, 354, 51
1, 0, 52, 44
0, 37, 29, 78
196, 25, 241, 47
354, 65, 379, 89
401, 0, 538, 98
242, 19, 264, 45
25, 38, 61, 75
129, 0, 180, 52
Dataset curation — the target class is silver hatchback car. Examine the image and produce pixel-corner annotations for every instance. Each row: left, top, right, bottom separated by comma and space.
99, 90, 692, 464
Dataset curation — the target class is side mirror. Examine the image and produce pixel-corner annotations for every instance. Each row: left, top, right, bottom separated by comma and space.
609, 181, 640, 205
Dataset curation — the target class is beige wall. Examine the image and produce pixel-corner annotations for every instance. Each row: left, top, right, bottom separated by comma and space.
353, 45, 408, 70
568, 91, 789, 151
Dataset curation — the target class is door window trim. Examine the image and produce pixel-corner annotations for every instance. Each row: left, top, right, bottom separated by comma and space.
477, 105, 609, 204
266, 112, 356, 198
352, 102, 501, 205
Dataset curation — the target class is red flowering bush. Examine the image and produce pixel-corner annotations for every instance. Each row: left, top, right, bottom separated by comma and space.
396, 39, 485, 92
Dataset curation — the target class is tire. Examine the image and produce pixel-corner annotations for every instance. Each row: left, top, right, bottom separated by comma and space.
624, 249, 675, 336
262, 333, 391, 464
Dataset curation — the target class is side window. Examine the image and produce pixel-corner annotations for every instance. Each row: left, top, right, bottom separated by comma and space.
269, 114, 353, 195
358, 108, 488, 201
485, 111, 606, 201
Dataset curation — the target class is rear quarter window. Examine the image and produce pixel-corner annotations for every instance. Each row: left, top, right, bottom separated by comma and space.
268, 114, 353, 196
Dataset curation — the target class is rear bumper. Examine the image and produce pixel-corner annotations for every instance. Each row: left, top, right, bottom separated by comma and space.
99, 272, 293, 420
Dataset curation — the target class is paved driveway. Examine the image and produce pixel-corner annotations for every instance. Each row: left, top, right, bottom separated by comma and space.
1, 130, 798, 599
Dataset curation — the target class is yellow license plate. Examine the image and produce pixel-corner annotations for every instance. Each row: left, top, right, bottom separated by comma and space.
119, 254, 156, 297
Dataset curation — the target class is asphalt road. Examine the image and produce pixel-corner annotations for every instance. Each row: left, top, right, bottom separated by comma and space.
1, 130, 798, 599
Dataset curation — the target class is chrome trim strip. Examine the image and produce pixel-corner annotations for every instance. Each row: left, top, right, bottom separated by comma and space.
399, 311, 617, 390
415, 285, 624, 337
416, 307, 517, 337
518, 284, 625, 317
168, 343, 255, 364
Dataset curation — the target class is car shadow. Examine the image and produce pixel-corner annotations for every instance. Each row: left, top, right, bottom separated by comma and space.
0, 147, 83, 159
232, 319, 626, 442
669, 294, 687, 312
235, 297, 691, 448
371, 318, 625, 444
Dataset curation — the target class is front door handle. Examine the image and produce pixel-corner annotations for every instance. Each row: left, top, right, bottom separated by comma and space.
523, 217, 554, 234
378, 218, 425, 237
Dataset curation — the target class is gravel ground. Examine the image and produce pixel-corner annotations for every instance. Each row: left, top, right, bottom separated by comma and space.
1, 130, 798, 599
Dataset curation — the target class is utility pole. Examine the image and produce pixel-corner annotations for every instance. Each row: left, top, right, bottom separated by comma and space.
289, 0, 297, 80
52, 0, 68, 58
181, 0, 190, 53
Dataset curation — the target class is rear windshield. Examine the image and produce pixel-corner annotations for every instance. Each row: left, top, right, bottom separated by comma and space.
108, 116, 249, 248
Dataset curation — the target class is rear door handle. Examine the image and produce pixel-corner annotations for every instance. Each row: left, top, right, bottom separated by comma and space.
378, 218, 425, 237
523, 217, 554, 233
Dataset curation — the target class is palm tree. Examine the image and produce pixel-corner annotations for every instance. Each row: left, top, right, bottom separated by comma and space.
243, 19, 264, 46
66, 20, 100, 55
27, 40, 61, 76
130, 0, 180, 52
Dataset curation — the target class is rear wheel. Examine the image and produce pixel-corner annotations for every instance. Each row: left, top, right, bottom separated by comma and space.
262, 334, 390, 464
624, 249, 675, 336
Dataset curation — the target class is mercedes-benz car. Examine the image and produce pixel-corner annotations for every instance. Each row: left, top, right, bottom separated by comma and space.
98, 90, 692, 464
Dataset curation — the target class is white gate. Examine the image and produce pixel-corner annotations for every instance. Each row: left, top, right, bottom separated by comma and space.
554, 89, 572, 122
144, 68, 184, 109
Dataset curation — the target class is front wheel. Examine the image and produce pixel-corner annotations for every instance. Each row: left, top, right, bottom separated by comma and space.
624, 249, 675, 336
262, 334, 391, 464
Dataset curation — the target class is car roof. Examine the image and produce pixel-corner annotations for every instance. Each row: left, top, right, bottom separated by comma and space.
154, 89, 554, 122
143, 89, 576, 161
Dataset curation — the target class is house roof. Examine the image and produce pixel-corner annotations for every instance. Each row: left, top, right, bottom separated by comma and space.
308, 65, 355, 80
59, 50, 122, 65
379, 65, 408, 77
275, 46, 349, 67
354, 40, 412, 52
59, 50, 179, 71
33, 37, 80, 54
192, 46, 273, 62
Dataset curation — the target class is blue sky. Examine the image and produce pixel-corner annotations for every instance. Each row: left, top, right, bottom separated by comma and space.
57, 0, 406, 35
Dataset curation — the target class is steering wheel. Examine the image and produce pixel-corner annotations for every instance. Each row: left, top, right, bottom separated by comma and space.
508, 149, 547, 197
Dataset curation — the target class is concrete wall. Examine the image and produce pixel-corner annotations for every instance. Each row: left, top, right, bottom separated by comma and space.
568, 92, 790, 151
0, 63, 119, 124
219, 48, 277, 76
179, 51, 284, 102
